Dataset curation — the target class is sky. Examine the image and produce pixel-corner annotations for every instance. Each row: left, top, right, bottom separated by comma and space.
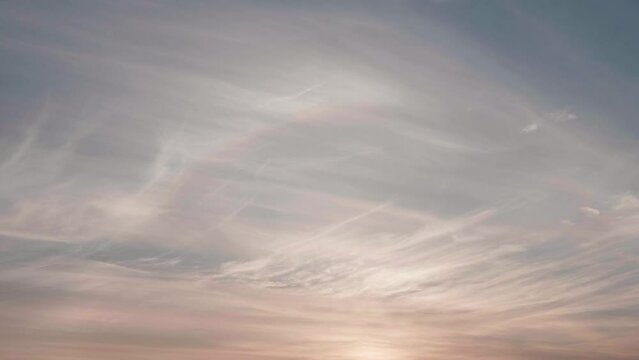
1, 1, 639, 359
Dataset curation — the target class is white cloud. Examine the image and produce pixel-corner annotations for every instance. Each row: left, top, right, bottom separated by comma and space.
546, 108, 577, 122
521, 123, 538, 133
613, 194, 639, 211
579, 206, 601, 218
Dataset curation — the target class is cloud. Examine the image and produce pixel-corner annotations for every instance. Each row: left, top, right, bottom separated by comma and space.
546, 109, 577, 122
613, 194, 639, 211
1, 1, 639, 359
520, 108, 576, 134
579, 206, 601, 218
521, 123, 539, 133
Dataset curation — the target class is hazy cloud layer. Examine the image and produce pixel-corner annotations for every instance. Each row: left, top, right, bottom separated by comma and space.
1, 1, 639, 359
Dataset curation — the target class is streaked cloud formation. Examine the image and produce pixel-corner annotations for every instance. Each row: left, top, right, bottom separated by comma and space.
1, 1, 639, 359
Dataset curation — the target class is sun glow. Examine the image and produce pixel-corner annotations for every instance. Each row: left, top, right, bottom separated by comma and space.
347, 344, 403, 360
